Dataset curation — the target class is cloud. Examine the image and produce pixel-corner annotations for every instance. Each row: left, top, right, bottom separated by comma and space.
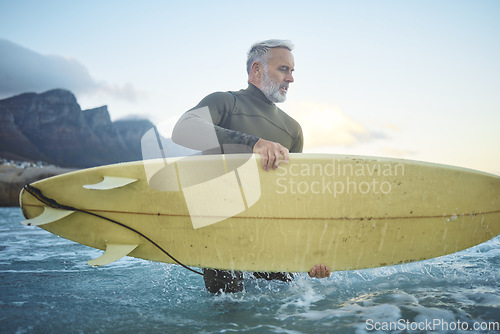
380, 123, 402, 133
0, 39, 140, 100
287, 101, 387, 149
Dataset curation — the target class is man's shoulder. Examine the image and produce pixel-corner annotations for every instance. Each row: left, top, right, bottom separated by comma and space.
200, 91, 236, 104
208, 85, 257, 102
192, 91, 237, 113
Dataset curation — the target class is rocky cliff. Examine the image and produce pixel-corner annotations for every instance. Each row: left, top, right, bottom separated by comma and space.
0, 89, 154, 167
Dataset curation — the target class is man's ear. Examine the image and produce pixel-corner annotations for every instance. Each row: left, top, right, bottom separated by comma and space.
251, 61, 262, 76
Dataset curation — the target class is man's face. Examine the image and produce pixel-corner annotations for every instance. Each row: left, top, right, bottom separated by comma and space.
260, 47, 295, 103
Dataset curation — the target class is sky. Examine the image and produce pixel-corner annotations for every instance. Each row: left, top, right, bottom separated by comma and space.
1, 0, 499, 175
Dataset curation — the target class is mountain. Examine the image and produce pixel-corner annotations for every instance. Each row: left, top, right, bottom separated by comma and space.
0, 89, 154, 167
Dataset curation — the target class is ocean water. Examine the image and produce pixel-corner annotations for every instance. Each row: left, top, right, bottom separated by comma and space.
1, 207, 499, 334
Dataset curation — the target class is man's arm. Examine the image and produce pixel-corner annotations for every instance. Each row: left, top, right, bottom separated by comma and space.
172, 106, 259, 153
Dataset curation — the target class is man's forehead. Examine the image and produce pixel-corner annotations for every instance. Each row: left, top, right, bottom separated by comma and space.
268, 47, 294, 67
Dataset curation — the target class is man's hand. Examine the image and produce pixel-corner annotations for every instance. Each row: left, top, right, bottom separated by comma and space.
253, 139, 290, 171
309, 264, 331, 278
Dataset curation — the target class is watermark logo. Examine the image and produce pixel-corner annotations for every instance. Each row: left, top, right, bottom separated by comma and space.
365, 318, 500, 332
275, 160, 404, 197
140, 107, 261, 229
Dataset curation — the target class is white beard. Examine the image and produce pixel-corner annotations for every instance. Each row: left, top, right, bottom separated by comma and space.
260, 68, 287, 103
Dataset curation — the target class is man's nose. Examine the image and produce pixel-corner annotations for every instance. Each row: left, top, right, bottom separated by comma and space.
286, 72, 294, 83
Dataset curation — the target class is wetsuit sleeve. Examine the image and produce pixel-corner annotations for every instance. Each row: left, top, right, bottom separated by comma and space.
172, 92, 260, 153
289, 125, 304, 153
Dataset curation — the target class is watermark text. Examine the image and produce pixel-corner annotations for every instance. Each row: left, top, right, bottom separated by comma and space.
365, 318, 500, 332
276, 160, 404, 197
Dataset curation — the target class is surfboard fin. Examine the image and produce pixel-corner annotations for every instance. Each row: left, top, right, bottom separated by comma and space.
21, 206, 74, 226
87, 244, 138, 266
83, 176, 138, 190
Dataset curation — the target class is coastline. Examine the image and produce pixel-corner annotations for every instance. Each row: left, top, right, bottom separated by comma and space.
0, 161, 76, 207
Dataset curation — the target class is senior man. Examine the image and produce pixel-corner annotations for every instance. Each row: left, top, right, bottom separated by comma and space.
172, 39, 330, 293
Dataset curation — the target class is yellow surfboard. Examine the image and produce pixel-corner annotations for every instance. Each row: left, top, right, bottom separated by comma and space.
19, 153, 500, 273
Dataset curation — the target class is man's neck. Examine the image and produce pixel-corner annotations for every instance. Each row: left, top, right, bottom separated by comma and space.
247, 83, 273, 104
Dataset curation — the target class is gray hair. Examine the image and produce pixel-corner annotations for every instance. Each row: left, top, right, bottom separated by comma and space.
246, 39, 294, 74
